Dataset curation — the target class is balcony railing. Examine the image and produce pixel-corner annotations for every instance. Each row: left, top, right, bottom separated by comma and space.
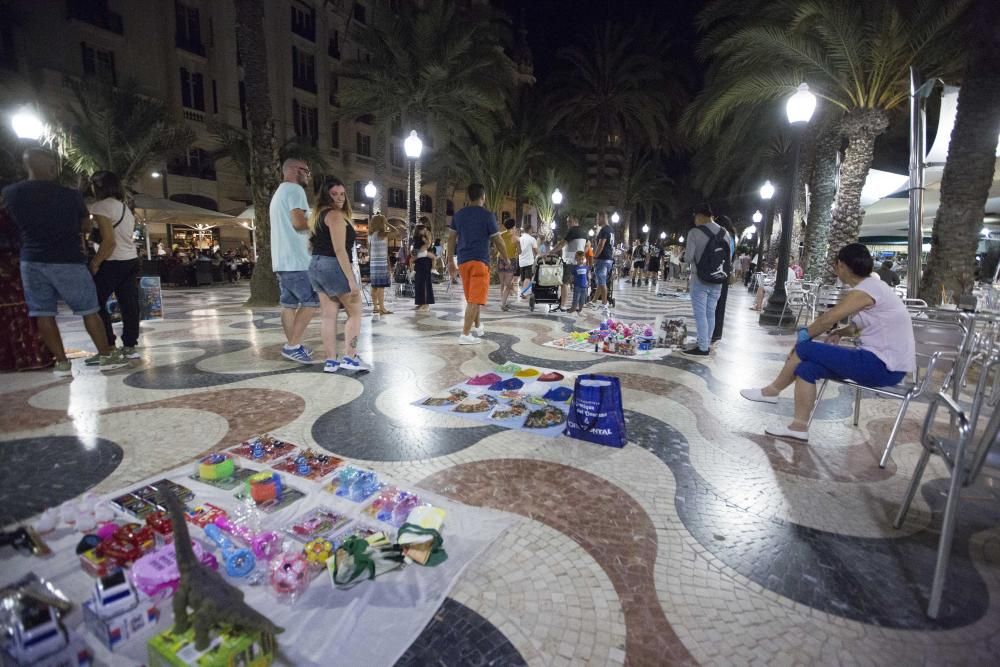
182, 109, 205, 122
176, 37, 206, 57
67, 0, 124, 35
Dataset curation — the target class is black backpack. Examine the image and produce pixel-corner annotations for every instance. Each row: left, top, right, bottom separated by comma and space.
694, 226, 731, 284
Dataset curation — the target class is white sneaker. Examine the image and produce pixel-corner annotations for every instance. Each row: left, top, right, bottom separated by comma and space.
472, 325, 485, 337
765, 424, 809, 442
458, 334, 482, 345
339, 355, 371, 373
740, 388, 778, 404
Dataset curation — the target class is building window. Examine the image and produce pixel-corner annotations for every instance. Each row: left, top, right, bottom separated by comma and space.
353, 181, 365, 203
238, 81, 247, 129
66, 0, 123, 35
328, 30, 340, 59
180, 67, 205, 110
331, 121, 339, 149
81, 42, 116, 84
420, 194, 433, 213
292, 99, 318, 145
167, 147, 216, 180
390, 118, 402, 137
388, 188, 406, 209
356, 133, 371, 157
211, 79, 218, 114
390, 143, 403, 169
291, 46, 316, 92
356, 114, 374, 125
290, 1, 315, 41
174, 1, 204, 55
353, 3, 367, 25
328, 75, 339, 107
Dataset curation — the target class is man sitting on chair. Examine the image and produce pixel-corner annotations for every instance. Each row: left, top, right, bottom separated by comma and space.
739, 244, 915, 442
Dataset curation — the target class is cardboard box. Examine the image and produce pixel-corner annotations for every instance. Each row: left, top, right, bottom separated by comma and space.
1, 630, 94, 667
147, 626, 275, 667
82, 598, 161, 651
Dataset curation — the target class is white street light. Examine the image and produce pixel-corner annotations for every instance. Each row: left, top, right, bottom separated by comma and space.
744, 224, 757, 238
760, 180, 775, 200
151, 171, 162, 179
641, 224, 649, 234
588, 229, 595, 237
404, 130, 423, 159
549, 220, 556, 230
752, 210, 763, 223
659, 231, 666, 240
11, 109, 44, 141
611, 211, 620, 224
550, 188, 563, 205
679, 235, 685, 243
981, 227, 990, 237
364, 180, 377, 199
786, 83, 817, 125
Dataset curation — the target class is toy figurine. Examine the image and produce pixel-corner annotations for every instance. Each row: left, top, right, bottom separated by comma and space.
158, 491, 282, 651
303, 538, 332, 567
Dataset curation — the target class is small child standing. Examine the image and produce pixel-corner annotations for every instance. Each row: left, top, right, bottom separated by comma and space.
572, 251, 589, 313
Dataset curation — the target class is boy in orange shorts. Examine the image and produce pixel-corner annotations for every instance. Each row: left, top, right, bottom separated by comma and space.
446, 183, 510, 344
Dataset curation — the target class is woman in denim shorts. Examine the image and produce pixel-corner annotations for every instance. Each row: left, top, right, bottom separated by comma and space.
308, 177, 370, 374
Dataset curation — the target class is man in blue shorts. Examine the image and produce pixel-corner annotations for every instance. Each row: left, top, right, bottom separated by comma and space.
2, 149, 126, 376
269, 158, 318, 363
591, 211, 614, 314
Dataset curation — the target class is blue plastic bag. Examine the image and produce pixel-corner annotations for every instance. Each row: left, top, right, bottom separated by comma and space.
564, 374, 627, 448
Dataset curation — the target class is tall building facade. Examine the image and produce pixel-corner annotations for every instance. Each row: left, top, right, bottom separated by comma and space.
0, 0, 458, 247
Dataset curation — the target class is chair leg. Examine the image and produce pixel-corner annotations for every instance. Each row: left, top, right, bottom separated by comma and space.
893, 448, 932, 529
853, 387, 862, 426
879, 394, 912, 468
927, 446, 968, 619
807, 379, 829, 428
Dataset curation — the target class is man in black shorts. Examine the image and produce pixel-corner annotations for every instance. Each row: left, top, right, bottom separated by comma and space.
550, 215, 588, 311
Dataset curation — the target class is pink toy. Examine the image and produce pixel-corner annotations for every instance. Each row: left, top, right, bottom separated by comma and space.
95, 523, 119, 541
213, 516, 282, 561
130, 540, 218, 596
269, 552, 310, 600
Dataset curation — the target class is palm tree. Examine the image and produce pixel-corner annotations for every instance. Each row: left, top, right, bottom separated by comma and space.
546, 24, 674, 203
619, 150, 673, 241
56, 78, 194, 186
920, 0, 1000, 302
334, 0, 516, 216
209, 123, 329, 189
524, 168, 561, 231
801, 118, 841, 278
691, 0, 970, 278
234, 0, 281, 306
449, 138, 539, 220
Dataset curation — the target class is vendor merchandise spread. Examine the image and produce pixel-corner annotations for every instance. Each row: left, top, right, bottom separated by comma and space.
544, 318, 673, 359
0, 434, 513, 666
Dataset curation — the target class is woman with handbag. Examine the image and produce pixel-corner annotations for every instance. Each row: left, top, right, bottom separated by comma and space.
88, 171, 141, 359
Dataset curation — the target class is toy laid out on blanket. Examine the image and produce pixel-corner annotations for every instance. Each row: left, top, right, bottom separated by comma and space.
158, 490, 283, 651
658, 318, 688, 347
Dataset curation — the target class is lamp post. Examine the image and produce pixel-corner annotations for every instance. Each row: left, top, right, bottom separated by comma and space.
757, 181, 774, 261
11, 109, 44, 141
760, 83, 816, 327
611, 211, 620, 224
550, 187, 563, 236
403, 130, 423, 246
150, 169, 170, 258
364, 180, 377, 224
642, 223, 649, 243
659, 231, 666, 240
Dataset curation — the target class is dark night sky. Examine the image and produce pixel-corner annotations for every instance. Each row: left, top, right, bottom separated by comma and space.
497, 0, 704, 82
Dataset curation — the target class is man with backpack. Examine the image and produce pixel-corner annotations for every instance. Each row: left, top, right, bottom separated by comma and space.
683, 203, 732, 356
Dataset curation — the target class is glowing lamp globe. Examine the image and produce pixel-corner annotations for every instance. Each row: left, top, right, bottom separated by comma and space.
364, 181, 377, 199
659, 232, 666, 240
550, 188, 563, 205
679, 235, 685, 243
403, 130, 423, 159
760, 181, 775, 200
11, 110, 44, 141
786, 83, 817, 125
752, 210, 763, 224
611, 212, 620, 224
642, 224, 649, 234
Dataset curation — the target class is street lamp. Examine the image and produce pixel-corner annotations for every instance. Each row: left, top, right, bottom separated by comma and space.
588, 229, 595, 237
679, 235, 684, 243
641, 223, 649, 243
752, 210, 763, 224
760, 181, 775, 200
11, 109, 44, 141
611, 212, 620, 224
404, 130, 423, 242
364, 180, 377, 223
659, 231, 666, 240
760, 83, 816, 327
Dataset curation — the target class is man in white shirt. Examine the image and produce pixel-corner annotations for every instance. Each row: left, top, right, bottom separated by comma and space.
518, 228, 538, 295
268, 158, 318, 363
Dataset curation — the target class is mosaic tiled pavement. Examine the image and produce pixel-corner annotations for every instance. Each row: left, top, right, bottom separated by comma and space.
3, 277, 1000, 666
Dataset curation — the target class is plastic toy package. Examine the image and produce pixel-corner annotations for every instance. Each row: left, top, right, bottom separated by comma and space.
284, 506, 352, 544
363, 488, 425, 527
228, 433, 299, 463
324, 466, 384, 503
111, 479, 195, 519
234, 473, 306, 513
270, 449, 344, 481
189, 453, 258, 490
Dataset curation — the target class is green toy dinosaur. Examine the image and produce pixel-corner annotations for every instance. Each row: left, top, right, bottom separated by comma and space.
159, 491, 283, 651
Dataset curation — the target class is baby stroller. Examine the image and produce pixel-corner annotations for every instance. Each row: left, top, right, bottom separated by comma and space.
528, 255, 563, 312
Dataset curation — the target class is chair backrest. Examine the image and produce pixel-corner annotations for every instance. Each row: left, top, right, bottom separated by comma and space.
954, 353, 1000, 483
903, 298, 928, 308
911, 318, 970, 389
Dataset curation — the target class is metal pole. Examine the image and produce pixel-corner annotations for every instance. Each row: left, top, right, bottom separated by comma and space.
760, 125, 804, 326
907, 67, 926, 298
144, 218, 152, 260
407, 159, 415, 248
